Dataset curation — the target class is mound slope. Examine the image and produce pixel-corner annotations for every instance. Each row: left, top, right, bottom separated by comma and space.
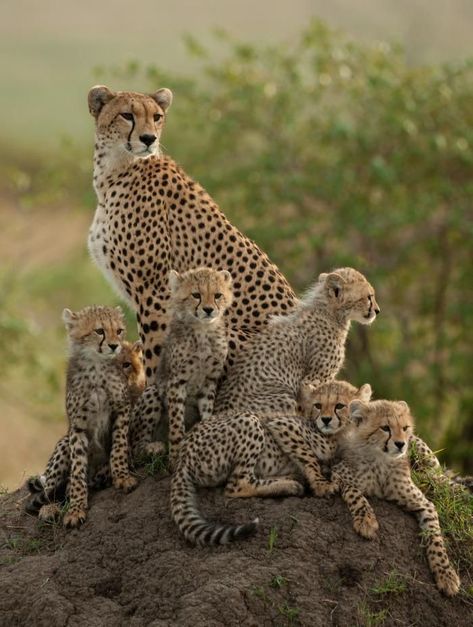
0, 476, 471, 626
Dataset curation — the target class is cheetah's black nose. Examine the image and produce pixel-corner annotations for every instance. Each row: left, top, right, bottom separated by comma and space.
140, 134, 157, 147
394, 441, 405, 451
203, 307, 214, 316
374, 307, 381, 315
321, 416, 332, 425
108, 344, 118, 352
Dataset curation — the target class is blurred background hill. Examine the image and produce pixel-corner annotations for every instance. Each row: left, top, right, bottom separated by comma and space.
0, 1, 472, 489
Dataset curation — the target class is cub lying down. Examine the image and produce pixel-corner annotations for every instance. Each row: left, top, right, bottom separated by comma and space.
331, 399, 460, 596
170, 380, 371, 546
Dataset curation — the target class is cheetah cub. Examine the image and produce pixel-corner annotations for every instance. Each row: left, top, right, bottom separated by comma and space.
133, 267, 232, 464
332, 400, 460, 596
171, 380, 370, 546
25, 307, 138, 528
215, 267, 380, 417
26, 340, 145, 521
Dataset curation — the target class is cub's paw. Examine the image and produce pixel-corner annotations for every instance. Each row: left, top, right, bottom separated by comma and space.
38, 503, 62, 523
353, 511, 379, 539
287, 480, 305, 496
435, 566, 460, 597
63, 508, 87, 529
311, 479, 338, 497
113, 475, 138, 493
144, 441, 166, 456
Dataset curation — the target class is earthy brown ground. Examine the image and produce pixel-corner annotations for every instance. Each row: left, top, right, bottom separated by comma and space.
0, 474, 472, 627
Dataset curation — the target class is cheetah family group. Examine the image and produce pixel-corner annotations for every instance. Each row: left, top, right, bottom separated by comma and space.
25, 86, 462, 597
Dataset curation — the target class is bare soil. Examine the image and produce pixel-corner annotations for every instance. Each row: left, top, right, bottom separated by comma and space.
0, 475, 472, 627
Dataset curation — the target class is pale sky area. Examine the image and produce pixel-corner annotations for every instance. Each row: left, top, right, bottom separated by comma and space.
0, 0, 472, 148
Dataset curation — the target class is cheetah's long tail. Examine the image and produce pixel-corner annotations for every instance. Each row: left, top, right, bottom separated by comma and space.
170, 469, 259, 546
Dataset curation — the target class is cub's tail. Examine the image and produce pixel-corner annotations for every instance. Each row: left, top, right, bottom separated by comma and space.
171, 468, 258, 546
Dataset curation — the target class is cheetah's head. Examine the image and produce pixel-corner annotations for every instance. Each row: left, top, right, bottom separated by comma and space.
169, 267, 233, 324
88, 85, 173, 160
299, 379, 372, 435
318, 267, 380, 325
117, 340, 146, 397
62, 305, 126, 357
349, 399, 414, 458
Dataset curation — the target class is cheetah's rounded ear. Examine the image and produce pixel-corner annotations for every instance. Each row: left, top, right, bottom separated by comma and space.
114, 305, 125, 319
169, 269, 181, 292
357, 384, 373, 402
298, 379, 318, 409
397, 400, 410, 412
88, 85, 115, 118
62, 308, 77, 328
322, 272, 345, 299
151, 88, 173, 112
349, 400, 368, 425
219, 270, 232, 284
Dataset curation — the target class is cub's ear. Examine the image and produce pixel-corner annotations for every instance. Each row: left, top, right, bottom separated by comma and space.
132, 340, 143, 354
88, 85, 115, 118
169, 269, 181, 292
298, 379, 318, 412
62, 308, 77, 328
114, 305, 125, 320
397, 400, 410, 412
320, 272, 345, 299
151, 88, 173, 112
219, 270, 232, 284
357, 384, 373, 402
349, 400, 368, 425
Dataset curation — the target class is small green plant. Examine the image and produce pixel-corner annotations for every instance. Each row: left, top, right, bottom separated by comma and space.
143, 452, 169, 477
267, 526, 278, 553
270, 574, 288, 589
3, 537, 20, 551
251, 586, 268, 602
357, 603, 389, 627
370, 571, 407, 595
410, 444, 473, 574
277, 603, 300, 625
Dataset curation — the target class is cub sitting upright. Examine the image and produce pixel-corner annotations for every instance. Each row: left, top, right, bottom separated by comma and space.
26, 306, 137, 528
133, 267, 232, 464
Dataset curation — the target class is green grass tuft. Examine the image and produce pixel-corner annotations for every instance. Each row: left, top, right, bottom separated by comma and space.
370, 571, 407, 595
267, 526, 278, 553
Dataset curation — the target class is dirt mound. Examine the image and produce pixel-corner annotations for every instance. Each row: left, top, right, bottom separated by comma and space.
0, 476, 471, 627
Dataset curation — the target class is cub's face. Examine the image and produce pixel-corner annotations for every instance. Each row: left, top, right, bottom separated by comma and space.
299, 380, 372, 435
117, 340, 146, 397
320, 267, 380, 325
169, 268, 233, 324
88, 86, 173, 159
349, 399, 414, 458
63, 305, 126, 356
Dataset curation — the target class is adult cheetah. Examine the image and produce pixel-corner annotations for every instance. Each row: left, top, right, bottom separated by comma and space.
87, 86, 296, 381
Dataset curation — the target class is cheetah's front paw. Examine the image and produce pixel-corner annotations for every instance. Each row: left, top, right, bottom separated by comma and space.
434, 566, 460, 596
38, 503, 62, 523
311, 479, 339, 497
113, 475, 138, 493
353, 511, 379, 539
63, 508, 87, 529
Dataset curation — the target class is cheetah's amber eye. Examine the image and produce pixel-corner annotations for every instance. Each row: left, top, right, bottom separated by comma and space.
402, 426, 409, 432
122, 361, 131, 369
154, 113, 163, 122
214, 293, 222, 300
335, 403, 346, 410
380, 425, 390, 432
95, 328, 105, 336
117, 328, 124, 335
120, 112, 134, 121
314, 403, 322, 410
192, 292, 200, 299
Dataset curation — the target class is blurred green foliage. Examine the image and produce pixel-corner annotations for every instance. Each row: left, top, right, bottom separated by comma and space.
1, 21, 472, 471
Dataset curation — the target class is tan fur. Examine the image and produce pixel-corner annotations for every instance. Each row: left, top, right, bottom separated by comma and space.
215, 267, 379, 417
332, 400, 460, 596
25, 307, 140, 527
87, 87, 296, 384
131, 268, 232, 463
170, 380, 368, 545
